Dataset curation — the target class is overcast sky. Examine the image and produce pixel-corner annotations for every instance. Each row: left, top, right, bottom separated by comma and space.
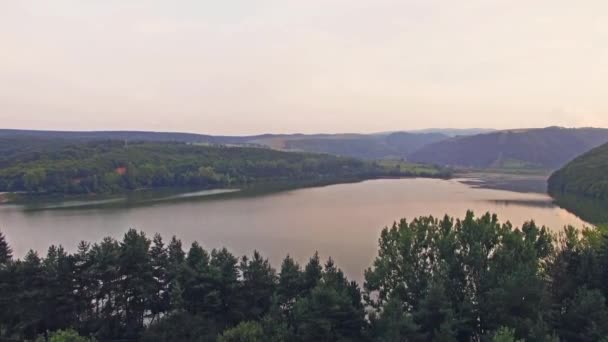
1, 1, 607, 135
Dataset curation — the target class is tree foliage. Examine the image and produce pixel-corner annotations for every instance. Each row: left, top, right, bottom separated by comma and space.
1, 212, 608, 341
0, 140, 448, 195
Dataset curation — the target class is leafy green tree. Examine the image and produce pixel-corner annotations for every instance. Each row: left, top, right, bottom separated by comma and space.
365, 212, 554, 341
413, 279, 457, 342
368, 297, 418, 342
556, 288, 608, 341
218, 321, 264, 342
492, 327, 521, 342
23, 168, 46, 192
49, 329, 93, 342
141, 311, 219, 342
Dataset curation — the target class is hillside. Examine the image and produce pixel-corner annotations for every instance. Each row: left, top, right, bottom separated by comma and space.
0, 138, 448, 195
0, 129, 450, 160
548, 142, 608, 199
408, 127, 608, 170
277, 132, 447, 160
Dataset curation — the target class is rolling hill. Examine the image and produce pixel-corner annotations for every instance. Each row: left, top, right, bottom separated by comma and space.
0, 129, 450, 160
0, 139, 449, 196
272, 132, 448, 160
408, 127, 608, 170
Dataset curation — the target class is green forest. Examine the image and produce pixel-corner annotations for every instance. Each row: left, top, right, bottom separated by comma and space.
548, 142, 608, 200
0, 138, 447, 196
1, 212, 607, 341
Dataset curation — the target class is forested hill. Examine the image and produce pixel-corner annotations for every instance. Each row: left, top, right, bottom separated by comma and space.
408, 127, 608, 170
0, 138, 447, 195
548, 142, 608, 199
0, 129, 451, 160
0, 128, 258, 145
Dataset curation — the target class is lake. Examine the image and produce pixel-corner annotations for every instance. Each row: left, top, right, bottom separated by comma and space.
0, 178, 590, 283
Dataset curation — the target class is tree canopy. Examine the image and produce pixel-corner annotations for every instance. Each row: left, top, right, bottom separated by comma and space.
0, 139, 448, 196
1, 212, 607, 341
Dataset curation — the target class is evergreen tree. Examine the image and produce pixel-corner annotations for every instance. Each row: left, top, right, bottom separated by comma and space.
167, 235, 185, 278
0, 231, 14, 337
117, 229, 154, 339
72, 241, 96, 335
301, 252, 322, 296
181, 241, 212, 315
0, 231, 12, 265
277, 255, 302, 312
239, 251, 277, 320
210, 248, 240, 325
293, 258, 366, 341
43, 245, 78, 333
15, 250, 46, 339
149, 233, 170, 322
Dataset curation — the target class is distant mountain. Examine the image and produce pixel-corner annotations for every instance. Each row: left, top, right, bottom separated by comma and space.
373, 128, 495, 137
263, 132, 448, 160
408, 127, 608, 170
405, 128, 496, 137
0, 129, 255, 145
548, 142, 608, 199
0, 129, 449, 160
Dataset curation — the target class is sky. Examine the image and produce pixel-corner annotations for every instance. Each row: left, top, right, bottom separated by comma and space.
1, 1, 607, 135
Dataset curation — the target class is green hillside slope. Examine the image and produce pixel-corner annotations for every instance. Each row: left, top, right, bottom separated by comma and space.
0, 138, 448, 195
548, 142, 608, 199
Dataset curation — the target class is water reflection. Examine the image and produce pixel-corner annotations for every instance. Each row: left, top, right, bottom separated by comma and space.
486, 199, 555, 209
551, 193, 608, 225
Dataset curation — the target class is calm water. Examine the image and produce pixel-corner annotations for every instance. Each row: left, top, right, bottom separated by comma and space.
0, 178, 590, 283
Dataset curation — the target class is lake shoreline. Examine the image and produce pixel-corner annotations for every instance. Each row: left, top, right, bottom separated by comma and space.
0, 173, 450, 208
1, 177, 589, 285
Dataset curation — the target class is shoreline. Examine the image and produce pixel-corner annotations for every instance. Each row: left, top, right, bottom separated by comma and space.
1, 172, 451, 204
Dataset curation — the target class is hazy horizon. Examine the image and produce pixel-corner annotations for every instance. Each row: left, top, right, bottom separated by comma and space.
2, 1, 607, 135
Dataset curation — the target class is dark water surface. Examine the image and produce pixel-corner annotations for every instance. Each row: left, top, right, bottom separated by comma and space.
0, 178, 590, 283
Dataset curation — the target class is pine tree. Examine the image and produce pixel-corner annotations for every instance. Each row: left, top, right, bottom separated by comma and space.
182, 242, 211, 315
293, 257, 366, 341
43, 245, 78, 333
277, 255, 302, 311
0, 231, 12, 265
301, 252, 322, 296
149, 234, 170, 322
239, 251, 277, 320
15, 250, 46, 339
210, 248, 240, 325
118, 229, 154, 339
